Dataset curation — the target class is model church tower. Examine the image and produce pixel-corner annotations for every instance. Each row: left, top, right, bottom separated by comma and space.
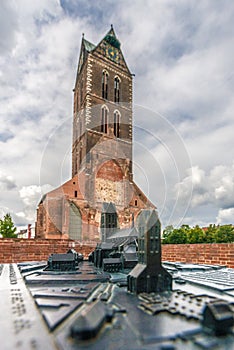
128, 210, 172, 293
35, 27, 155, 241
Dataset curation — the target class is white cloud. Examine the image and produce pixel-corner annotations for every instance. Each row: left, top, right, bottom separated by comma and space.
177, 163, 234, 226
0, 206, 11, 218
19, 185, 43, 207
211, 165, 234, 208
16, 211, 26, 218
0, 0, 234, 228
18, 184, 53, 222
216, 208, 234, 225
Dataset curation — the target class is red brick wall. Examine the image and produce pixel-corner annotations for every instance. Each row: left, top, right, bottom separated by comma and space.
162, 243, 234, 268
97, 160, 124, 181
0, 240, 233, 268
0, 239, 95, 264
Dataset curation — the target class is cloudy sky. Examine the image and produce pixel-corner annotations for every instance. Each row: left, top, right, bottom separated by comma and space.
0, 0, 234, 230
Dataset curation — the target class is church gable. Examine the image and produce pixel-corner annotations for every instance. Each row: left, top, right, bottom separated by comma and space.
131, 182, 156, 209
96, 160, 124, 182
75, 26, 131, 89
91, 27, 131, 75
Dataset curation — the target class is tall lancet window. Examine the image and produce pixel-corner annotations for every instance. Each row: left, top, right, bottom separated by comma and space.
114, 110, 120, 138
102, 70, 108, 99
101, 106, 108, 133
114, 76, 120, 102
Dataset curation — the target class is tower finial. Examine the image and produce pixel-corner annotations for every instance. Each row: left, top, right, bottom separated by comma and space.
82, 33, 84, 38
111, 24, 113, 29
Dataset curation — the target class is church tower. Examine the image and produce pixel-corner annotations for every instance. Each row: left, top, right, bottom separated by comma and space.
72, 27, 133, 207
35, 27, 155, 242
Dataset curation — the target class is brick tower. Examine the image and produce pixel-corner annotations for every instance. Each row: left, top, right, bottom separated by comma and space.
72, 26, 133, 206
35, 27, 155, 241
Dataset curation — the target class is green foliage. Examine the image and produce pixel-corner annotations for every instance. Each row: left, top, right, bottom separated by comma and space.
204, 224, 217, 243
215, 225, 234, 243
187, 225, 205, 244
162, 225, 174, 240
163, 225, 188, 244
0, 213, 17, 238
162, 223, 234, 244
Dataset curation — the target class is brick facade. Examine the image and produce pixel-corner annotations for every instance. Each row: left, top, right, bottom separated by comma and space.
35, 27, 155, 241
0, 240, 233, 268
162, 243, 234, 268
0, 239, 95, 264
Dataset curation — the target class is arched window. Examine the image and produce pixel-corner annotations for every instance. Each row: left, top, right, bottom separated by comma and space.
114, 110, 120, 138
102, 71, 108, 99
69, 203, 82, 240
101, 106, 108, 133
114, 76, 120, 102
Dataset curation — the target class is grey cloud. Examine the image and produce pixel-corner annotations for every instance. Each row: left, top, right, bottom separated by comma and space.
0, 131, 14, 142
0, 172, 16, 191
177, 164, 234, 218
0, 1, 234, 228
0, 1, 18, 55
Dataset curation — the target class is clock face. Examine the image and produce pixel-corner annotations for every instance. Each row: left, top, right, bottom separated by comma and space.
106, 46, 119, 63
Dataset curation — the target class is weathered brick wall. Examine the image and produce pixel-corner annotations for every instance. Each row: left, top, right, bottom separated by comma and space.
162, 243, 234, 268
0, 239, 95, 264
0, 240, 233, 268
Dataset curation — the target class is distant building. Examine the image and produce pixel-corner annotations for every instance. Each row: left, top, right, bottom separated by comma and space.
35, 27, 155, 242
18, 224, 35, 239
17, 229, 27, 238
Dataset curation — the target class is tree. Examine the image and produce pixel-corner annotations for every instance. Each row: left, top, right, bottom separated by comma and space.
0, 213, 17, 238
162, 223, 234, 244
204, 224, 217, 243
162, 225, 174, 240
162, 226, 188, 244
187, 225, 205, 243
215, 225, 234, 243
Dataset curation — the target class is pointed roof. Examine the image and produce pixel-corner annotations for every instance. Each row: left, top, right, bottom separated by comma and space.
102, 25, 121, 49
83, 38, 95, 52
70, 300, 112, 339
136, 209, 160, 230
102, 202, 117, 214
146, 210, 160, 230
107, 227, 138, 240
128, 263, 146, 278
75, 26, 131, 88
82, 26, 120, 54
